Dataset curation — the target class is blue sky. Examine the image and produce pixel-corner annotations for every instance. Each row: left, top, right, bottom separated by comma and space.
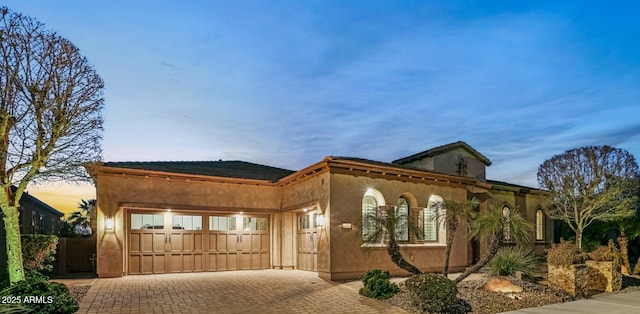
4, 1, 640, 211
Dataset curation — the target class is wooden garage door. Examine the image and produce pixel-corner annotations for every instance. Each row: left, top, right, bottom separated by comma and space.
128, 212, 205, 275
297, 212, 319, 271
206, 215, 270, 271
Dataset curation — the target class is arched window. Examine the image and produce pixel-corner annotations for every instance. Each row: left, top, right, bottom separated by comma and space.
362, 189, 385, 240
423, 195, 445, 242
502, 206, 511, 241
536, 209, 544, 241
396, 197, 409, 241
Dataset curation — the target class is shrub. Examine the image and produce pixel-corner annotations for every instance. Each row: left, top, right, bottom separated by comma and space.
0, 271, 78, 314
588, 245, 613, 262
486, 246, 543, 277
358, 269, 399, 300
405, 273, 470, 314
547, 240, 578, 267
22, 234, 58, 272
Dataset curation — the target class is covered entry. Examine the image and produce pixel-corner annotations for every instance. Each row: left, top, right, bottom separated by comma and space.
127, 210, 270, 275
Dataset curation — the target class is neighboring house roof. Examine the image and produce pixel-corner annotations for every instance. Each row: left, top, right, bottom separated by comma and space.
487, 179, 544, 193
102, 161, 295, 183
18, 189, 64, 218
392, 141, 492, 166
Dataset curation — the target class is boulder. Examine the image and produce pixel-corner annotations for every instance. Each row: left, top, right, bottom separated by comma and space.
482, 278, 523, 294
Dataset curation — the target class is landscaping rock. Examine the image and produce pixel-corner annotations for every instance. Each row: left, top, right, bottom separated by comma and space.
482, 278, 523, 294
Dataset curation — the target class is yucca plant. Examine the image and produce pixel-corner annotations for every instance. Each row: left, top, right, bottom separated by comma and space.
454, 202, 533, 283
486, 246, 543, 277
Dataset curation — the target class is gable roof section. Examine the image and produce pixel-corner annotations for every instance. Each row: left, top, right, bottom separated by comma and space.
102, 161, 295, 183
392, 141, 492, 166
14, 187, 64, 218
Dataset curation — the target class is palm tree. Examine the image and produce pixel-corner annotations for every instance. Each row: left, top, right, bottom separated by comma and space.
439, 197, 479, 277
454, 201, 532, 283
362, 206, 423, 275
67, 199, 95, 234
611, 217, 640, 274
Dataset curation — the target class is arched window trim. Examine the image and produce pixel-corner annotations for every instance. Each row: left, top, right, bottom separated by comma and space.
362, 189, 386, 241
536, 209, 545, 241
423, 195, 446, 244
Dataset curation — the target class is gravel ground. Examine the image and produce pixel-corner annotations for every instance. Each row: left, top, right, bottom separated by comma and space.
386, 274, 640, 313
68, 285, 91, 303
387, 277, 575, 314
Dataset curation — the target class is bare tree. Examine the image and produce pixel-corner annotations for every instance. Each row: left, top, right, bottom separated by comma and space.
537, 146, 639, 250
0, 7, 103, 284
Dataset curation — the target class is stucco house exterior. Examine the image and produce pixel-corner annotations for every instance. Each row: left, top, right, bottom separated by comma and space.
90, 141, 553, 280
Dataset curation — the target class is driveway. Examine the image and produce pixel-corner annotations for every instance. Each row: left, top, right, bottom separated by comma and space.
77, 270, 409, 313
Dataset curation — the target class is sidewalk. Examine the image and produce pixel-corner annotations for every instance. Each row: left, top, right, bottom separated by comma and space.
502, 290, 640, 313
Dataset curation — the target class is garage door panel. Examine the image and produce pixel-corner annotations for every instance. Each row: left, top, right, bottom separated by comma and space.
152, 234, 164, 252
208, 234, 217, 250
194, 234, 202, 250
129, 212, 269, 274
130, 234, 141, 252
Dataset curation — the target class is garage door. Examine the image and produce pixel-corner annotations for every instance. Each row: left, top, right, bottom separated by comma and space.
128, 211, 269, 275
297, 212, 318, 271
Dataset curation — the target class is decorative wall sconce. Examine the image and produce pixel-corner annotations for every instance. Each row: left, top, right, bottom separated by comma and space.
316, 213, 326, 227
105, 217, 114, 231
341, 223, 352, 229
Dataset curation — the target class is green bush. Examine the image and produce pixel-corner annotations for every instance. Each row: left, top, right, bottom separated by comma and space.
0, 271, 78, 314
486, 246, 543, 277
22, 234, 58, 272
405, 273, 470, 314
358, 269, 400, 300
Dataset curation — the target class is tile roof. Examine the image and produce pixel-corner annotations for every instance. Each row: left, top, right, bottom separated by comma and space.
102, 161, 295, 182
392, 141, 492, 166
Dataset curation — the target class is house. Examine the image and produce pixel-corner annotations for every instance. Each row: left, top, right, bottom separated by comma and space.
0, 188, 64, 274
89, 141, 553, 280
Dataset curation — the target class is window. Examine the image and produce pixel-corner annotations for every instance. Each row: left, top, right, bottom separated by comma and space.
502, 206, 511, 241
298, 212, 319, 230
31, 211, 36, 234
536, 209, 545, 241
395, 198, 409, 241
131, 214, 164, 229
209, 216, 236, 231
172, 215, 203, 230
361, 190, 382, 240
243, 217, 268, 231
423, 195, 444, 242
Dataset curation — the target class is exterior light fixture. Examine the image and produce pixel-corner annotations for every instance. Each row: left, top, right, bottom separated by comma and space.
316, 213, 326, 227
105, 217, 114, 231
341, 223, 352, 229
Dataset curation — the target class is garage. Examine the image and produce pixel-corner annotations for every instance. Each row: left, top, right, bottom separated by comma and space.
128, 211, 269, 275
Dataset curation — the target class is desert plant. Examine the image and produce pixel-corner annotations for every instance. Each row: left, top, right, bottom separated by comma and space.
358, 269, 399, 300
405, 273, 470, 314
362, 207, 423, 274
439, 197, 479, 277
547, 240, 578, 267
486, 246, 543, 277
455, 202, 533, 283
21, 234, 58, 272
587, 245, 614, 262
0, 271, 78, 314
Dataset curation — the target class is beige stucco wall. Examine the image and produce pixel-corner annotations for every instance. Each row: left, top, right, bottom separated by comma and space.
95, 173, 282, 277
403, 147, 487, 181
277, 171, 331, 272
325, 172, 470, 280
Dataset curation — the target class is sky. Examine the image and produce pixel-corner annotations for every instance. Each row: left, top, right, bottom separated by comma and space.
3, 1, 640, 215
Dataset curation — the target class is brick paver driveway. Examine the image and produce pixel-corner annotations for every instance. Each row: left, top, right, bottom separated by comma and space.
78, 270, 409, 314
